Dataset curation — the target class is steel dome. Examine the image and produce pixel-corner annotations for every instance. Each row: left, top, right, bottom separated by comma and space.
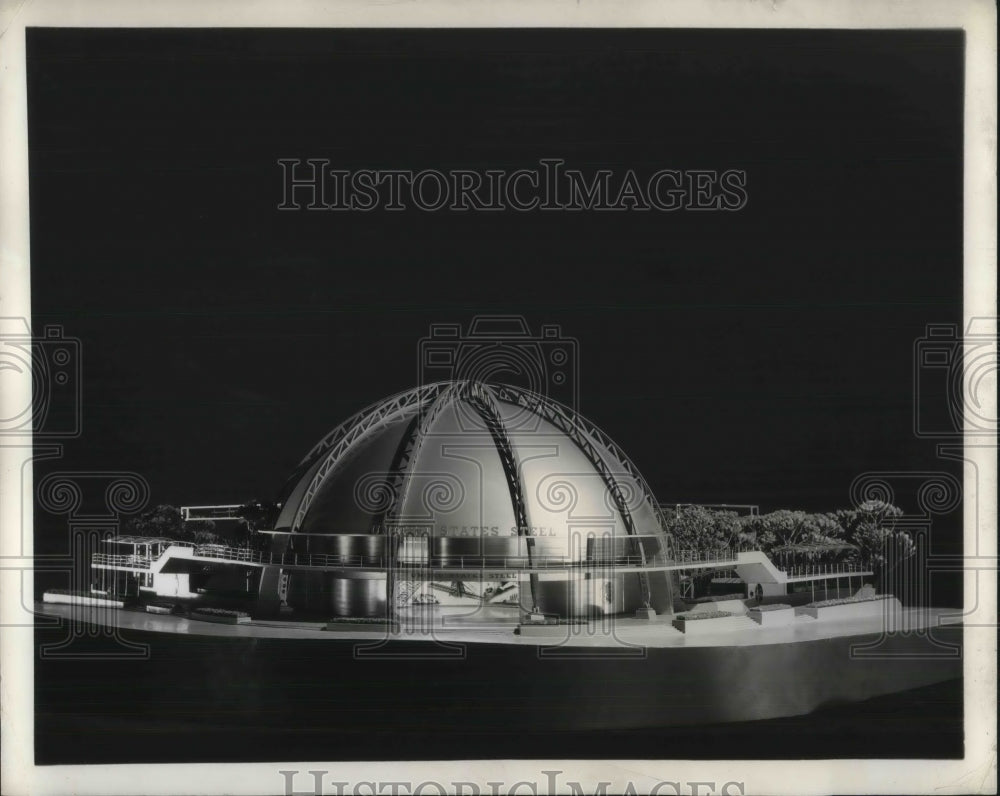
260, 381, 676, 618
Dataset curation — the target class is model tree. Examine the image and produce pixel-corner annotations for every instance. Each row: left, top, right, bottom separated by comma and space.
835, 499, 915, 587
123, 504, 220, 544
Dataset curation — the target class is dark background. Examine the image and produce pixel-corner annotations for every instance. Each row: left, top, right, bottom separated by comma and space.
28, 28, 965, 763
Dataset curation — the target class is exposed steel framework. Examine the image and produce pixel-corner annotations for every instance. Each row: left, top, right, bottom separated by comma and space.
286, 381, 675, 603
290, 383, 446, 531
490, 383, 674, 553
460, 381, 532, 535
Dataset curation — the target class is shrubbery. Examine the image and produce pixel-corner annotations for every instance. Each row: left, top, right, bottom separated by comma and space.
666, 499, 916, 594
675, 610, 733, 621
808, 594, 891, 609
122, 503, 266, 548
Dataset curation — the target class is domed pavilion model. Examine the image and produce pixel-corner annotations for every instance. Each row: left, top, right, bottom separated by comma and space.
261, 380, 677, 621
41, 380, 964, 729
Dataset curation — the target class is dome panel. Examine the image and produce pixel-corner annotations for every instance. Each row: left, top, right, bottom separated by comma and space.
300, 417, 414, 533
506, 409, 630, 554
395, 398, 518, 538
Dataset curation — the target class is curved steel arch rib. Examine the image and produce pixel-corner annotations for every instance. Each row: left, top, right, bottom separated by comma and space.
370, 381, 537, 610
464, 382, 531, 536
380, 381, 463, 531
297, 385, 442, 469
274, 386, 442, 510
490, 384, 673, 546
289, 383, 448, 531
490, 385, 675, 608
377, 381, 531, 537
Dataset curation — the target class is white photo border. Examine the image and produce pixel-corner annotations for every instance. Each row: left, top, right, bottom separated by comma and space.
1, 1, 995, 794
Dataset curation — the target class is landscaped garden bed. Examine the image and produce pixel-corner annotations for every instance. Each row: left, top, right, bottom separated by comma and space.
753, 602, 793, 611
686, 593, 745, 604
191, 607, 251, 625
795, 594, 898, 620
672, 609, 754, 634
677, 610, 734, 620
810, 594, 892, 608
684, 596, 749, 615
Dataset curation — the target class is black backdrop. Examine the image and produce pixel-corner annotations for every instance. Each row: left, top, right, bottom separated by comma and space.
28, 28, 964, 763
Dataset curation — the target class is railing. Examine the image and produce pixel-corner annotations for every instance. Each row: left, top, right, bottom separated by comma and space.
91, 542, 765, 574
190, 545, 672, 571
194, 545, 271, 564
190, 545, 390, 569
400, 555, 657, 570
91, 553, 153, 569
780, 562, 871, 579
668, 548, 741, 565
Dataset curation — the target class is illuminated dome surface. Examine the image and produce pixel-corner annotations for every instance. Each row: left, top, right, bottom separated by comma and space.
265, 381, 675, 617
